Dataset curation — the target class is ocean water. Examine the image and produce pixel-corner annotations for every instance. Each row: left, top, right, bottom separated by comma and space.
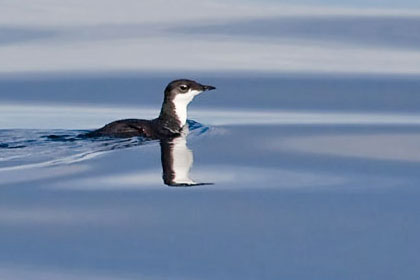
1, 74, 420, 279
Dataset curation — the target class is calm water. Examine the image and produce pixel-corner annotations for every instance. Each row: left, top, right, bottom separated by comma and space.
1, 74, 420, 279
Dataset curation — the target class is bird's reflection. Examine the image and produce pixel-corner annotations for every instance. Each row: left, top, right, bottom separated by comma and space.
40, 122, 211, 187
160, 126, 212, 187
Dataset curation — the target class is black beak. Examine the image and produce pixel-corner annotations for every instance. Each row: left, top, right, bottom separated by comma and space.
202, 85, 216, 91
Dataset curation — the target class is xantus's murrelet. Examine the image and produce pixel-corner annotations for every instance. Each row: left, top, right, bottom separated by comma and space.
86, 79, 216, 138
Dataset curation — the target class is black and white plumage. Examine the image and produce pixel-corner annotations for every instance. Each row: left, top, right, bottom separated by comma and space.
160, 126, 213, 187
86, 79, 216, 138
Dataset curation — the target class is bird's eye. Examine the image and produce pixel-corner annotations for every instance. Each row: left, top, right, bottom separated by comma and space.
179, 85, 188, 91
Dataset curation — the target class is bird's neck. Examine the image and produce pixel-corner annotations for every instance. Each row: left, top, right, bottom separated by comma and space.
158, 97, 191, 132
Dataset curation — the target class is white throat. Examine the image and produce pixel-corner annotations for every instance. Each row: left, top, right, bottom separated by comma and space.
172, 89, 202, 127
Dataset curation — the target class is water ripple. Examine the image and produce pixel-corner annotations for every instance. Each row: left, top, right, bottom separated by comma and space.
0, 120, 208, 170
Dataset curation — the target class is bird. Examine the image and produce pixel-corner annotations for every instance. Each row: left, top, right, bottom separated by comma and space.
86, 79, 216, 138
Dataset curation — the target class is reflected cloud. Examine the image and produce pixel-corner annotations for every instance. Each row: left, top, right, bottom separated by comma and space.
3, 0, 417, 28
0, 207, 121, 226
0, 1, 420, 74
0, 27, 56, 46
52, 172, 162, 190
193, 110, 420, 126
0, 103, 157, 129
177, 16, 420, 50
4, 103, 420, 129
0, 265, 135, 280
280, 133, 420, 162
51, 165, 345, 191
0, 165, 90, 186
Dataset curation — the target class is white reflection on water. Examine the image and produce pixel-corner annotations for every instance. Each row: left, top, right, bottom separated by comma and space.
0, 265, 136, 280
49, 166, 344, 191
3, 103, 420, 129
0, 207, 122, 226
0, 104, 157, 129
280, 133, 420, 162
194, 110, 420, 126
0, 165, 90, 186
52, 170, 162, 190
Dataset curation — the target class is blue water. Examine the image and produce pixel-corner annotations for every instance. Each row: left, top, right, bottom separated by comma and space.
177, 16, 420, 50
1, 74, 420, 279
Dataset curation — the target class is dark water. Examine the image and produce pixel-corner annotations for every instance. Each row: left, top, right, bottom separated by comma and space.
1, 74, 420, 279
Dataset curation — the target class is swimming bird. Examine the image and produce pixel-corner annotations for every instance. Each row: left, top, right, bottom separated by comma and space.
86, 79, 216, 138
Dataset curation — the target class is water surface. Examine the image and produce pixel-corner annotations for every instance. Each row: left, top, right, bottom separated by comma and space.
1, 74, 420, 279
